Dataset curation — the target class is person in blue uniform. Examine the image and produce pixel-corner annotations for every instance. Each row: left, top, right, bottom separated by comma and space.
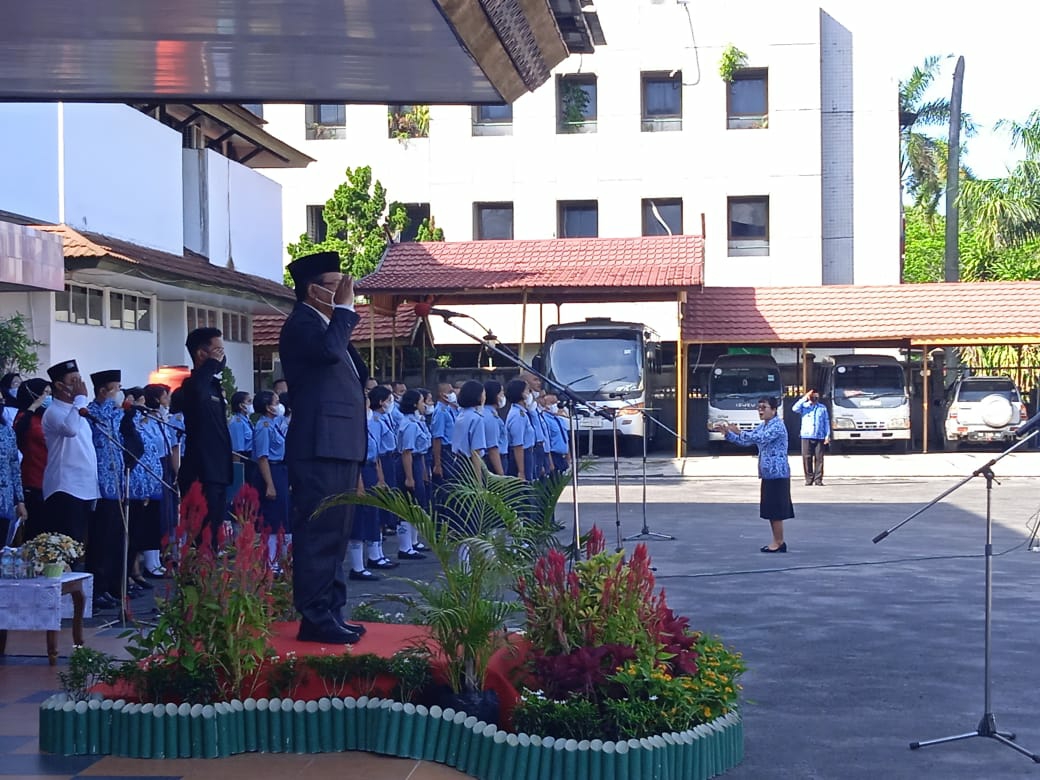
482, 381, 507, 476
228, 390, 254, 485
142, 383, 178, 577
429, 382, 458, 513
0, 395, 25, 548
395, 389, 430, 560
502, 379, 536, 482
85, 369, 125, 609
251, 389, 290, 568
120, 387, 165, 592
279, 251, 369, 644
540, 392, 571, 474
347, 402, 387, 581
449, 381, 487, 538
366, 386, 399, 570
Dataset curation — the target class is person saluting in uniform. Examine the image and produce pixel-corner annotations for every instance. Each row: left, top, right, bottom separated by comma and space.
279, 251, 369, 645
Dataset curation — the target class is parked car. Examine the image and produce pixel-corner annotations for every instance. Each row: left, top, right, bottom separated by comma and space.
944, 375, 1027, 444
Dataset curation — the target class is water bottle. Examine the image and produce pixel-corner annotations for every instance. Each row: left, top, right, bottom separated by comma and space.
0, 547, 14, 579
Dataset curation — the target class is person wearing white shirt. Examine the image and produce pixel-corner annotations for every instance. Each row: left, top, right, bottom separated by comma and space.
41, 359, 100, 545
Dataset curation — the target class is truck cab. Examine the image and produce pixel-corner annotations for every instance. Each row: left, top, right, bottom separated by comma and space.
818, 354, 910, 452
706, 354, 784, 450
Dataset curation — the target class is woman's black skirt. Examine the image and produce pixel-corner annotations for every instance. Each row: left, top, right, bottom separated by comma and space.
760, 478, 794, 521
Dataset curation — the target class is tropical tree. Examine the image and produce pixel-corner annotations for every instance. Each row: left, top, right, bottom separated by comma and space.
899, 56, 976, 215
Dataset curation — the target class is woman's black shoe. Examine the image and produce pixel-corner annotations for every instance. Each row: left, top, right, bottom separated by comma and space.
131, 575, 154, 589
348, 569, 380, 581
760, 543, 788, 553
366, 557, 398, 570
398, 549, 427, 560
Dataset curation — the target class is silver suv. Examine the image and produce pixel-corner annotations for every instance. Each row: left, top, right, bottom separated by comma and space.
944, 375, 1026, 444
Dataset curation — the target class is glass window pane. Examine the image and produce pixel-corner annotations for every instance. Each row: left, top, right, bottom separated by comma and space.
71, 286, 87, 324
109, 293, 123, 328
477, 104, 512, 123
729, 78, 767, 115
55, 287, 70, 322
87, 289, 103, 326
560, 203, 598, 238
222, 312, 231, 338
477, 205, 513, 240
138, 296, 152, 331
124, 295, 138, 330
729, 199, 768, 238
643, 78, 680, 117
208, 309, 218, 329
643, 200, 682, 236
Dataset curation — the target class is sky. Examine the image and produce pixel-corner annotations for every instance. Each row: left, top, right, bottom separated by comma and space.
833, 0, 1040, 179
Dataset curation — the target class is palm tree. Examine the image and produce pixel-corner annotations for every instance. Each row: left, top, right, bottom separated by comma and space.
900, 56, 976, 215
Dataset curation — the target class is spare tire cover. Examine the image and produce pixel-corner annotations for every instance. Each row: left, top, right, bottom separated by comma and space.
980, 394, 1014, 428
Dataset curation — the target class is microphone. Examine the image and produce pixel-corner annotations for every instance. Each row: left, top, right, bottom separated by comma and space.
414, 303, 465, 319
1017, 411, 1040, 439
78, 407, 100, 424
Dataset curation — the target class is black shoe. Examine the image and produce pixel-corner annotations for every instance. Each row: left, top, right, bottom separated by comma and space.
412, 542, 430, 552
297, 620, 361, 645
398, 549, 427, 560
805, 481, 814, 486
142, 568, 166, 579
760, 542, 788, 553
131, 575, 154, 590
366, 557, 398, 570
331, 613, 368, 635
814, 481, 825, 486
93, 593, 118, 610
348, 569, 380, 582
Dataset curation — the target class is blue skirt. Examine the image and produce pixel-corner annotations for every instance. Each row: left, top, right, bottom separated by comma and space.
378, 452, 400, 528
351, 461, 382, 541
396, 451, 430, 510
505, 447, 536, 482
253, 460, 291, 533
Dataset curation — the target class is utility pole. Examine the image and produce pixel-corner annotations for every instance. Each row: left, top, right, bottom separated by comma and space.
944, 56, 964, 282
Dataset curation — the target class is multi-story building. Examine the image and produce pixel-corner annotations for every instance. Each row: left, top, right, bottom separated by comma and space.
257, 0, 900, 347
0, 103, 308, 387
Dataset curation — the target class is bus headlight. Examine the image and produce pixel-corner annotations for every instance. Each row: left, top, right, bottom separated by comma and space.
833, 417, 856, 430
888, 416, 910, 429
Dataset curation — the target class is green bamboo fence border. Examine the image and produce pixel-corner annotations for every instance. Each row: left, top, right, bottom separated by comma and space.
40, 694, 743, 779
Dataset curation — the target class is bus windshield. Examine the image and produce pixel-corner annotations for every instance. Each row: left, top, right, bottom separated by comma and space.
709, 367, 780, 408
833, 365, 906, 409
546, 336, 643, 397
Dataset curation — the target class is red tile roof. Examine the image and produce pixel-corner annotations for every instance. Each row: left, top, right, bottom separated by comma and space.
682, 282, 1040, 345
358, 236, 704, 303
32, 224, 295, 304
252, 303, 421, 348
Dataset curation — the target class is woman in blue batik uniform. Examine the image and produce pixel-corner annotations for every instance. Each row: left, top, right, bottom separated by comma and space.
482, 381, 507, 476
0, 398, 26, 544
716, 395, 794, 553
395, 389, 430, 560
121, 388, 165, 590
501, 379, 536, 482
251, 390, 290, 566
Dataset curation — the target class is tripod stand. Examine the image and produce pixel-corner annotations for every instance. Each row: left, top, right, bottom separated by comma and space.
873, 430, 1040, 762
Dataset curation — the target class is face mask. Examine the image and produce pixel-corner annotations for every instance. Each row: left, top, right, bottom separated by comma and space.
113, 390, 125, 406
273, 403, 286, 417
498, 396, 507, 409
446, 392, 458, 404
216, 355, 228, 372
7, 387, 17, 398
40, 395, 52, 410
312, 284, 336, 307
244, 403, 254, 415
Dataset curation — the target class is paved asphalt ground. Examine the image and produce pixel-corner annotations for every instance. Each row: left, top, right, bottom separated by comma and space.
346, 452, 1040, 779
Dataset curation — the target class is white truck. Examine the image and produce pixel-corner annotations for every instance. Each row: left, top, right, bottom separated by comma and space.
706, 354, 784, 451
819, 354, 911, 452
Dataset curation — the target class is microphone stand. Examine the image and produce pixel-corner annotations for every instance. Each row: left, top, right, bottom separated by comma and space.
429, 313, 614, 561
89, 410, 177, 630
873, 429, 1040, 762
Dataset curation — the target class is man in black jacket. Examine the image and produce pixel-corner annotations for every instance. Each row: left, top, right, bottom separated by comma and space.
178, 327, 232, 543
280, 251, 369, 644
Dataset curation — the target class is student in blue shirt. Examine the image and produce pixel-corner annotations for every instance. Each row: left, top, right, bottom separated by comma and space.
430, 382, 458, 482
529, 390, 553, 480
482, 380, 508, 476
502, 379, 536, 482
355, 386, 398, 572
348, 407, 387, 582
716, 396, 794, 553
447, 381, 488, 532
251, 390, 290, 567
540, 392, 571, 473
228, 390, 254, 484
395, 389, 431, 560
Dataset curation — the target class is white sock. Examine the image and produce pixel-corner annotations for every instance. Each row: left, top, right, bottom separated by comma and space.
282, 533, 292, 559
397, 522, 414, 553
267, 536, 278, 564
348, 541, 366, 572
366, 541, 381, 562
410, 524, 420, 546
143, 549, 161, 572
375, 541, 386, 560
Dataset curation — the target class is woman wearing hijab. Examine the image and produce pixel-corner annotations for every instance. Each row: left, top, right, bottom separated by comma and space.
13, 378, 50, 541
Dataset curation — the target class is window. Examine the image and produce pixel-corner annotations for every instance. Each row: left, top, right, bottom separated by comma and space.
474, 203, 514, 240
727, 196, 769, 256
557, 74, 597, 133
557, 200, 598, 238
472, 104, 513, 136
401, 203, 431, 243
306, 205, 327, 243
641, 72, 682, 132
727, 69, 768, 129
241, 103, 264, 119
109, 292, 153, 331
388, 105, 429, 139
304, 104, 346, 139
186, 305, 219, 332
55, 283, 104, 326
642, 198, 683, 236
222, 312, 250, 343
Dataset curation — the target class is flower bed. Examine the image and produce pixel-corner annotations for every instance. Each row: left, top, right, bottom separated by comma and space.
39, 692, 742, 778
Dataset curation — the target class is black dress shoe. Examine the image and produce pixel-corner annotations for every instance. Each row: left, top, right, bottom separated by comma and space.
398, 549, 427, 560
412, 542, 430, 552
297, 620, 361, 645
143, 568, 166, 579
93, 593, 118, 610
131, 575, 154, 590
760, 542, 788, 553
348, 569, 380, 582
332, 614, 368, 635
366, 557, 398, 570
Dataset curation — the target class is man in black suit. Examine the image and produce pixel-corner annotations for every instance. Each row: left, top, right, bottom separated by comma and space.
178, 327, 233, 543
280, 251, 369, 644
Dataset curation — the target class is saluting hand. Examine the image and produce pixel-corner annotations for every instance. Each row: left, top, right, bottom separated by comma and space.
335, 275, 355, 307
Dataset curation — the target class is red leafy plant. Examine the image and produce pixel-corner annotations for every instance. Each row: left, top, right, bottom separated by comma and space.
120, 482, 285, 701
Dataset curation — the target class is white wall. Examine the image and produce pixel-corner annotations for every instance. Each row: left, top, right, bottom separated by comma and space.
62, 104, 184, 254
51, 321, 158, 386
0, 291, 54, 374
0, 104, 61, 223
156, 299, 189, 368
224, 341, 254, 396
